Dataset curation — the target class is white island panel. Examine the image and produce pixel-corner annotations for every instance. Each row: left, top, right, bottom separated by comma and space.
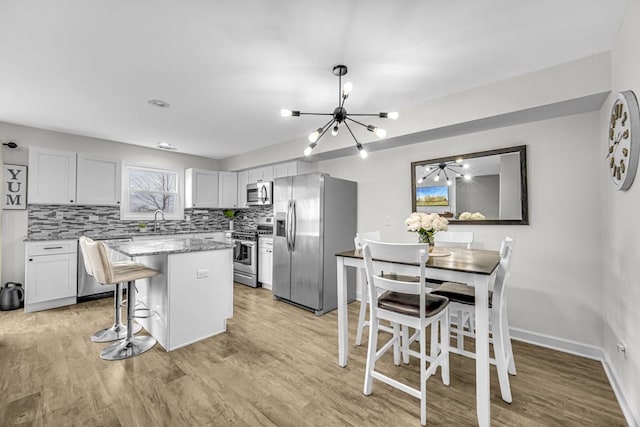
168, 249, 233, 350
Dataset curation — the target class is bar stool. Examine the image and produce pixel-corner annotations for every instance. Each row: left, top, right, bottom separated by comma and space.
362, 240, 450, 426
79, 237, 141, 342
431, 236, 516, 403
82, 237, 160, 360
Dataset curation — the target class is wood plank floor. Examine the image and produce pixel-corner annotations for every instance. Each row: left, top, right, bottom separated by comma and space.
0, 284, 626, 426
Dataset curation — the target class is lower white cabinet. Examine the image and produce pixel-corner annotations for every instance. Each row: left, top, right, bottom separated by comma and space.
258, 237, 273, 289
25, 240, 77, 312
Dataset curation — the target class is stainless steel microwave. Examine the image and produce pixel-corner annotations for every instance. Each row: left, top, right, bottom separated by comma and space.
247, 181, 273, 206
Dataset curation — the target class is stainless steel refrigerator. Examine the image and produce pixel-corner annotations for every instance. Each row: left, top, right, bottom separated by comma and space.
273, 173, 357, 315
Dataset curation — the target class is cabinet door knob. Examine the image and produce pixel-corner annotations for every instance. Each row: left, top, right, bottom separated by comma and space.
70, 199, 74, 202
29, 258, 33, 261
117, 201, 120, 204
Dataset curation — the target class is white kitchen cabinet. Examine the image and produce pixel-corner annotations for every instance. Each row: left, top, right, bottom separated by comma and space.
185, 168, 220, 208
274, 161, 314, 179
258, 237, 273, 289
248, 166, 273, 184
25, 240, 77, 312
76, 154, 121, 206
218, 172, 238, 208
28, 147, 77, 204
236, 170, 248, 208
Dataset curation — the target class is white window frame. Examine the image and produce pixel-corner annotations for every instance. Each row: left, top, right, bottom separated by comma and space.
121, 163, 184, 220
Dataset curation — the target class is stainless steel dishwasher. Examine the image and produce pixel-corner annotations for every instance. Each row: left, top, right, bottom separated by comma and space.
77, 237, 132, 300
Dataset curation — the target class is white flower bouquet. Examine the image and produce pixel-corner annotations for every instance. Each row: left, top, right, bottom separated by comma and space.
405, 212, 449, 246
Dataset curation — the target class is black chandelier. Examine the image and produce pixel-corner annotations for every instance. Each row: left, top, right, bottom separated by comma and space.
281, 64, 398, 159
417, 159, 471, 186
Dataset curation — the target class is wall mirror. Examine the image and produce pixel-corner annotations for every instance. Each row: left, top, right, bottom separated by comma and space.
411, 145, 528, 225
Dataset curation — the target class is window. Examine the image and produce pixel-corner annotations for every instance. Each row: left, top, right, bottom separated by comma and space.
121, 164, 183, 220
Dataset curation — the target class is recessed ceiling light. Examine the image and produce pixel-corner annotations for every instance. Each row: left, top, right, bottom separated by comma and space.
157, 142, 177, 150
148, 99, 170, 108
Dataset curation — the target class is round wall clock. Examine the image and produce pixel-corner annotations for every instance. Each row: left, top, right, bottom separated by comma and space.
608, 90, 640, 191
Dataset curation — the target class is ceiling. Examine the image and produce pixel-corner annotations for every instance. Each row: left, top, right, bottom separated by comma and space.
0, 0, 628, 160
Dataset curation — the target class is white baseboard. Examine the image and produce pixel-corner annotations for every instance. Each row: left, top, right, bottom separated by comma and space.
602, 351, 640, 427
510, 327, 638, 427
509, 327, 603, 360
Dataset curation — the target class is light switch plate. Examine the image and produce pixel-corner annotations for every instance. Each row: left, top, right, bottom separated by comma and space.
185, 214, 191, 222
89, 215, 99, 221
202, 216, 209, 220
55, 211, 64, 220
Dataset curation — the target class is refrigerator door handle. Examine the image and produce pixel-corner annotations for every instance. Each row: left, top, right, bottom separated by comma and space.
286, 199, 293, 251
291, 199, 297, 252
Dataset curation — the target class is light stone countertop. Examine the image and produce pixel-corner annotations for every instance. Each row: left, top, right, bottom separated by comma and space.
24, 229, 230, 242
107, 237, 234, 257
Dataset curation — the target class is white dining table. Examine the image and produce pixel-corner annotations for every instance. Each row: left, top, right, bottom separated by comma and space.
335, 247, 501, 427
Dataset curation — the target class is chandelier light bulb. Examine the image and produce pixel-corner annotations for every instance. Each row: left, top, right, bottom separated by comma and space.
308, 128, 322, 143
447, 179, 452, 186
356, 143, 368, 159
304, 142, 317, 156
455, 158, 463, 163
434, 175, 440, 182
281, 109, 292, 117
374, 128, 387, 138
388, 111, 399, 120
464, 174, 471, 180
331, 125, 339, 136
418, 177, 424, 184
342, 82, 353, 97
463, 163, 470, 169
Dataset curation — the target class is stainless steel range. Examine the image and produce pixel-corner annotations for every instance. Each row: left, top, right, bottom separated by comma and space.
232, 216, 273, 287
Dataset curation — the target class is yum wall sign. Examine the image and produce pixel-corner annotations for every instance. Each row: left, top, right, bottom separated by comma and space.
3, 164, 27, 210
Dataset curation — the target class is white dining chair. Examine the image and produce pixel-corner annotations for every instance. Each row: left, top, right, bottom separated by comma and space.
362, 240, 450, 426
431, 236, 516, 403
354, 231, 382, 346
434, 231, 474, 249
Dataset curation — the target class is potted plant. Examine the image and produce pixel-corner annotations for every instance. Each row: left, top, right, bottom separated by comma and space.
223, 209, 237, 231
137, 223, 148, 233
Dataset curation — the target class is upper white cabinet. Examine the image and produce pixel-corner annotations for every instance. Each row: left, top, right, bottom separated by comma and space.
28, 147, 77, 204
273, 161, 313, 179
248, 166, 273, 184
76, 154, 121, 206
237, 170, 248, 208
185, 168, 219, 208
29, 147, 122, 206
219, 172, 238, 208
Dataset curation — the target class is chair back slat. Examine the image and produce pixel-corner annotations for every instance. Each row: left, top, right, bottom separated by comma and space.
371, 275, 422, 295
434, 231, 474, 249
354, 231, 381, 249
362, 239, 428, 264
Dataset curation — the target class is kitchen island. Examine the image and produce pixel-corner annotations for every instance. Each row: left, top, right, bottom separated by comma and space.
107, 237, 234, 351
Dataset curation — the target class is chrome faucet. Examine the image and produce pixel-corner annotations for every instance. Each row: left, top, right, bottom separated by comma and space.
153, 209, 165, 232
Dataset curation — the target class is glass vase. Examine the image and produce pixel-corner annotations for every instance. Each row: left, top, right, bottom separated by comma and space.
418, 232, 435, 252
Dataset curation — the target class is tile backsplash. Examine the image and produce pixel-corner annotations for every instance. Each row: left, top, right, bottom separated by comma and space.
27, 204, 274, 240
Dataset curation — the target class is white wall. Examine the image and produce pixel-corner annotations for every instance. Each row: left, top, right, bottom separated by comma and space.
0, 121, 220, 285
317, 112, 604, 347
601, 0, 640, 422
220, 52, 610, 172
